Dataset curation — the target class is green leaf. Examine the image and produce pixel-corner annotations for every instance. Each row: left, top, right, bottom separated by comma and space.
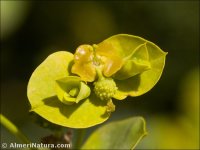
31, 94, 109, 128
113, 90, 127, 100
99, 34, 167, 97
114, 43, 151, 80
82, 117, 147, 149
55, 76, 91, 105
27, 51, 109, 128
27, 51, 74, 107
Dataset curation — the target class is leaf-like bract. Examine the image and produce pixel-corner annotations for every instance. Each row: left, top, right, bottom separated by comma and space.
27, 51, 109, 128
82, 117, 147, 149
55, 76, 91, 105
98, 34, 167, 97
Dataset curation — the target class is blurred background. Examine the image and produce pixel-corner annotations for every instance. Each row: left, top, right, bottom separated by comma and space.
1, 1, 199, 149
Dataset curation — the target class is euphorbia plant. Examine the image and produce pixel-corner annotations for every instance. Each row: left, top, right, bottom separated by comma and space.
25, 34, 167, 149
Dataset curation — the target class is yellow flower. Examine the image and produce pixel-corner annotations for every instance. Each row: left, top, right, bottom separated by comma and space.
71, 43, 123, 82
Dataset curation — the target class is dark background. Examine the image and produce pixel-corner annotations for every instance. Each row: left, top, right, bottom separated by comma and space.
1, 1, 199, 149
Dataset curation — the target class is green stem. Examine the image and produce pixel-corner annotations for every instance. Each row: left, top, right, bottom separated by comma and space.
74, 129, 86, 149
96, 67, 105, 81
92, 44, 101, 66
0, 114, 31, 144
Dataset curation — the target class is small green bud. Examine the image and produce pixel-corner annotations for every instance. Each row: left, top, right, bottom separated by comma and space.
106, 100, 115, 113
69, 88, 79, 97
94, 78, 118, 101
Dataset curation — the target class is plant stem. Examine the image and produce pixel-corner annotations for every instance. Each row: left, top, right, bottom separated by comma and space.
74, 129, 86, 149
96, 67, 105, 81
0, 114, 31, 144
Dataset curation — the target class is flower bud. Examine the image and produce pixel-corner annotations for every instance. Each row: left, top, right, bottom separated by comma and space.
55, 76, 91, 105
94, 78, 117, 101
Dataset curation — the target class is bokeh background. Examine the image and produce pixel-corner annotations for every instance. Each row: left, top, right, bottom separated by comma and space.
1, 1, 199, 149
